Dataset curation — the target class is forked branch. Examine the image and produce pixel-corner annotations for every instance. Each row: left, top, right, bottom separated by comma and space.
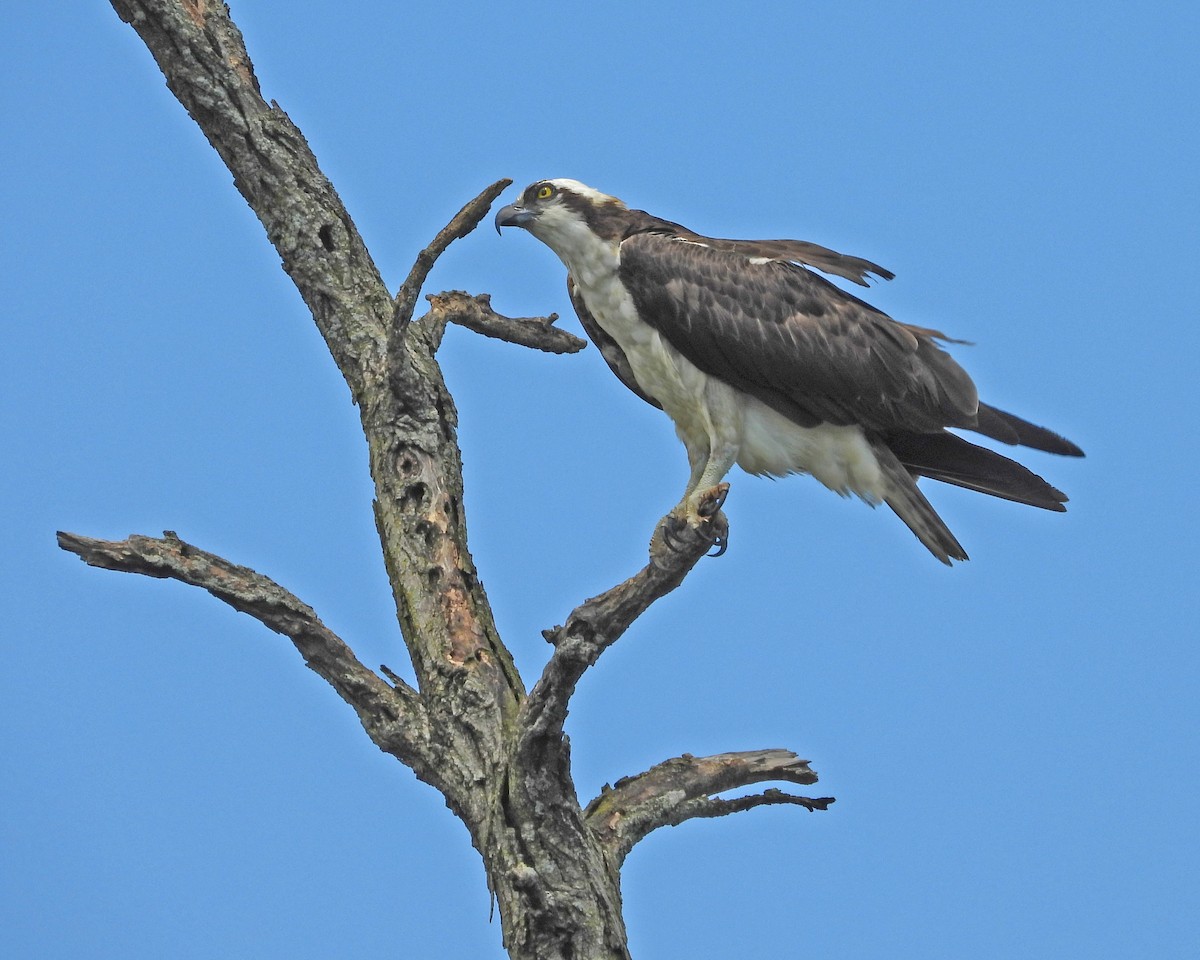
392, 179, 515, 328
584, 748, 835, 864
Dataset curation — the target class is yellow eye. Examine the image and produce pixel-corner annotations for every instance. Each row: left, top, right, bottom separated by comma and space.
536, 184, 554, 200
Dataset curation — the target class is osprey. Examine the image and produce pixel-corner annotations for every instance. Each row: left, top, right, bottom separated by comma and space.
495, 179, 1083, 563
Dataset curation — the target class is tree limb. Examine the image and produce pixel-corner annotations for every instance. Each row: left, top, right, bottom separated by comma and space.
56, 529, 437, 777
513, 485, 729, 775
665, 788, 834, 823
426, 291, 588, 355
584, 748, 835, 864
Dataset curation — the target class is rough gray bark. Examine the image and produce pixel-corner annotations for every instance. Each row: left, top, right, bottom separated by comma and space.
59, 3, 833, 958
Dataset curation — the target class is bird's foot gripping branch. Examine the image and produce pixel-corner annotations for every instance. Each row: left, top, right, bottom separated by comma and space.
655, 482, 731, 560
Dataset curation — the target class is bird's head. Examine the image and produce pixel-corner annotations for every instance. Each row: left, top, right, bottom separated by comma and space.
495, 179, 627, 258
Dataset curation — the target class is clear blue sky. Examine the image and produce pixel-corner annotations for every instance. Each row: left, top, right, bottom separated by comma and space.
4, 3, 1197, 958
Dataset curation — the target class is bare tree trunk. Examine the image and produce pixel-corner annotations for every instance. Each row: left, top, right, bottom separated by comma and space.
59, 4, 832, 958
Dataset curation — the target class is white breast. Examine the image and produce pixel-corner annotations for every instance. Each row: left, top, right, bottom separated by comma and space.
559, 240, 720, 447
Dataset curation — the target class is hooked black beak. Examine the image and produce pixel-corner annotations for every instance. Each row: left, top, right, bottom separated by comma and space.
495, 203, 534, 234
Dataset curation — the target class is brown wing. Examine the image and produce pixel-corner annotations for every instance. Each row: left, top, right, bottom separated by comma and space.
617, 232, 978, 434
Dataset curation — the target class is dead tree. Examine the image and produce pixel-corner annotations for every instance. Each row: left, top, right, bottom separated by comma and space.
58, 3, 832, 958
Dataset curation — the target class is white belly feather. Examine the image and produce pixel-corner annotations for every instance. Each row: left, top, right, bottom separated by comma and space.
553, 229, 886, 502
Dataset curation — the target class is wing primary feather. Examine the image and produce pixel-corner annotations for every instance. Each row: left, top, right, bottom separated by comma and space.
886, 431, 1070, 511
699, 237, 894, 286
623, 210, 894, 286
973, 404, 1085, 457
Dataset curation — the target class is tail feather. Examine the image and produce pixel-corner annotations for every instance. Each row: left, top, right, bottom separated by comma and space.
865, 403, 1080, 563
886, 431, 1070, 512
871, 439, 968, 565
973, 403, 1084, 457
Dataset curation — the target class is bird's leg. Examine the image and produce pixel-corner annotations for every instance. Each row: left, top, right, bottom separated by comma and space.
657, 444, 711, 553
658, 442, 737, 556
682, 442, 709, 498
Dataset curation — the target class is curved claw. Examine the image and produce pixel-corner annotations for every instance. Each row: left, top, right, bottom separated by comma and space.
660, 514, 689, 554
696, 484, 730, 519
704, 507, 730, 557
706, 530, 728, 558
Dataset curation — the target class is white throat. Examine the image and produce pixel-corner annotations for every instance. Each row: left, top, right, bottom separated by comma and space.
528, 209, 619, 287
